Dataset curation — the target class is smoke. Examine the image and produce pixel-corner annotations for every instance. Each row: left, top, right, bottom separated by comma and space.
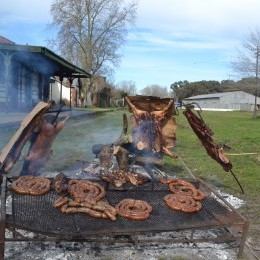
0, 44, 68, 112
39, 111, 124, 173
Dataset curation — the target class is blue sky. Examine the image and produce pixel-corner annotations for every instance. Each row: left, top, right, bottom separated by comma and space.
1, 0, 260, 92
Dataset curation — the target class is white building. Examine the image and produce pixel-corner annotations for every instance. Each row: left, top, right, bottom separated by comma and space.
50, 77, 83, 107
183, 91, 260, 111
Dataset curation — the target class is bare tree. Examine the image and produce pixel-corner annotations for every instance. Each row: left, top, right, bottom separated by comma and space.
116, 80, 137, 96
140, 84, 171, 98
48, 0, 137, 103
231, 27, 260, 118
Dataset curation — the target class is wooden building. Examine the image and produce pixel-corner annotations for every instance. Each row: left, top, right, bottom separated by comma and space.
0, 36, 90, 111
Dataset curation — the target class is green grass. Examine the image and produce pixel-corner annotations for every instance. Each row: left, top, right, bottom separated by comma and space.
169, 110, 260, 199
174, 110, 260, 248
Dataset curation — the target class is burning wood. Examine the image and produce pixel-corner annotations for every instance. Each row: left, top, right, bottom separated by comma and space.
97, 145, 113, 169
87, 95, 178, 187
113, 145, 130, 172
85, 96, 177, 187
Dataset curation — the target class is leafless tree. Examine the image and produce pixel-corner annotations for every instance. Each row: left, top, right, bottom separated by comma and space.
231, 27, 260, 118
116, 80, 137, 96
140, 84, 171, 98
48, 0, 137, 103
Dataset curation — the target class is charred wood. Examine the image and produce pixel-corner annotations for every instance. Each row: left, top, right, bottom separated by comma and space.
98, 145, 113, 169
113, 146, 130, 172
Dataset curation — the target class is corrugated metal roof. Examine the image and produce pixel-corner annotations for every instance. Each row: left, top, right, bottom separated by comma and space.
184, 91, 243, 100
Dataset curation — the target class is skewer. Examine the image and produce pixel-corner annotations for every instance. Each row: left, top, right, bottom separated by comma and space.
230, 169, 244, 194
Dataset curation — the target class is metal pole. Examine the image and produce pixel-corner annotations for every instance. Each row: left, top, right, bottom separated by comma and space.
253, 46, 259, 118
60, 76, 63, 110
0, 175, 7, 260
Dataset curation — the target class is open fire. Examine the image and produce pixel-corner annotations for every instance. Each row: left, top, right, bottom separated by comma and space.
0, 96, 249, 259
83, 95, 178, 187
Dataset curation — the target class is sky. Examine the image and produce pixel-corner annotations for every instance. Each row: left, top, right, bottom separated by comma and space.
1, 0, 260, 92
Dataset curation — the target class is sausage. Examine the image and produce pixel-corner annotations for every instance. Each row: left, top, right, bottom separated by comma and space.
115, 198, 152, 221
53, 196, 69, 208
163, 194, 202, 213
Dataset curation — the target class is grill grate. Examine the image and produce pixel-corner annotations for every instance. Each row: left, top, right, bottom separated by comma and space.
8, 179, 242, 238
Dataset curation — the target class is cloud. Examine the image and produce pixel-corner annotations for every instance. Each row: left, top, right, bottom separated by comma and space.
0, 0, 52, 24
2, 0, 259, 89
0, 0, 53, 45
136, 0, 260, 39
127, 29, 238, 59
118, 0, 260, 88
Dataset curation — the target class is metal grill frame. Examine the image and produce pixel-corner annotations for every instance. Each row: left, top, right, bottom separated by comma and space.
0, 175, 249, 259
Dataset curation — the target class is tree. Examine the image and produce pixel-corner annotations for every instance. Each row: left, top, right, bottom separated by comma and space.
49, 0, 137, 104
231, 27, 260, 118
116, 80, 137, 97
140, 84, 170, 98
170, 80, 221, 102
234, 77, 258, 95
170, 80, 189, 99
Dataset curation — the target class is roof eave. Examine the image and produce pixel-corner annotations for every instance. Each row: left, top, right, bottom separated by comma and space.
0, 43, 91, 78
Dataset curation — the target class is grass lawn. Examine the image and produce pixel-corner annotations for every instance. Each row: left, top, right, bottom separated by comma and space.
168, 110, 260, 199
0, 108, 259, 250
165, 109, 260, 251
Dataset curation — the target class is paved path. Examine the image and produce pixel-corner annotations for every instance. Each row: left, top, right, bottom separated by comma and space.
0, 108, 114, 127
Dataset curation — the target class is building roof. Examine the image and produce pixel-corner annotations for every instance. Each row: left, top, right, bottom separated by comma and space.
184, 91, 246, 100
0, 43, 91, 78
0, 35, 15, 45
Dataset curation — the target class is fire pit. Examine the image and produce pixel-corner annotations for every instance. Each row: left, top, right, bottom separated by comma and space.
0, 97, 249, 259
0, 175, 248, 258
